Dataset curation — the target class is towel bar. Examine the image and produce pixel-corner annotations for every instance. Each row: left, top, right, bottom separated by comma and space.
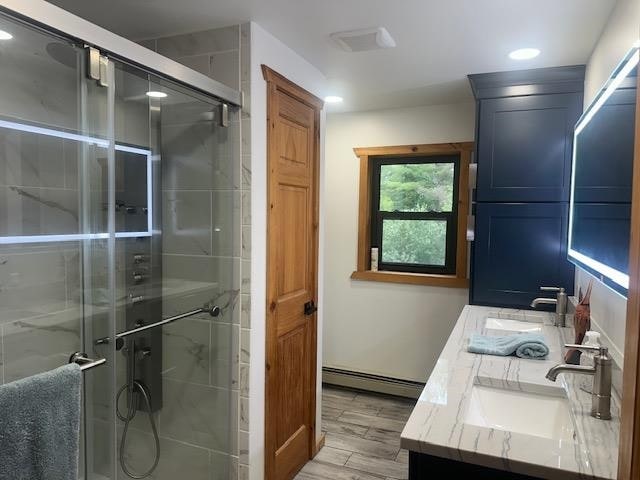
93, 302, 221, 348
69, 352, 106, 371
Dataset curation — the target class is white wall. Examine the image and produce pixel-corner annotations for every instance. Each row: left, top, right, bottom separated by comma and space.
575, 0, 639, 365
248, 21, 327, 480
323, 103, 475, 382
584, 0, 640, 102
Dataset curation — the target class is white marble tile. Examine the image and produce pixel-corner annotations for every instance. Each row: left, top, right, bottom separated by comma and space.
240, 81, 251, 119
211, 322, 232, 389
240, 328, 250, 363
209, 50, 240, 90
239, 363, 249, 397
241, 190, 251, 226
0, 248, 72, 323
239, 396, 249, 431
241, 154, 251, 189
0, 129, 66, 188
240, 23, 250, 85
238, 463, 249, 480
162, 190, 212, 256
241, 225, 251, 260
240, 118, 251, 155
161, 121, 240, 191
241, 260, 250, 295
0, 185, 80, 236
176, 54, 212, 77
210, 449, 231, 480
162, 318, 210, 385
240, 294, 251, 329
238, 430, 249, 465
162, 254, 240, 325
118, 429, 212, 480
2, 308, 81, 383
156, 26, 240, 58
212, 190, 241, 258
160, 378, 230, 452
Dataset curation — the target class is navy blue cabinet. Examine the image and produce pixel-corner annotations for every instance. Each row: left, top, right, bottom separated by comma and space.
471, 203, 574, 308
468, 66, 584, 308
476, 93, 582, 202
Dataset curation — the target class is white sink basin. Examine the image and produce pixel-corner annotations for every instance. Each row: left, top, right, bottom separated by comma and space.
484, 317, 543, 333
465, 384, 575, 441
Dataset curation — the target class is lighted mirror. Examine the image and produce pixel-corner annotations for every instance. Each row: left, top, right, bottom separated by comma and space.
568, 46, 639, 296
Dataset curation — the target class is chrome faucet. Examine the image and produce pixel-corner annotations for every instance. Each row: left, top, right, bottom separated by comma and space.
546, 344, 612, 420
530, 286, 568, 327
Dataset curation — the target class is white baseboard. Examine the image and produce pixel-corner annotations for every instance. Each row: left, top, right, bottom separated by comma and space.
322, 367, 424, 399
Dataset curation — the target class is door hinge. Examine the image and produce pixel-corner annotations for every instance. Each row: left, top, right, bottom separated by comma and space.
86, 46, 109, 87
220, 103, 229, 127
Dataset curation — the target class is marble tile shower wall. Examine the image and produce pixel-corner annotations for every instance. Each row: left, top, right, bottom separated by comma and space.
0, 130, 86, 385
141, 23, 252, 480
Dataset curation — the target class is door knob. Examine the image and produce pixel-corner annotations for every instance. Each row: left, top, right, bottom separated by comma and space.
304, 301, 317, 316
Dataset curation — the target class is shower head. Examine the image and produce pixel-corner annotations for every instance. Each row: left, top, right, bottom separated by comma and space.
45, 42, 77, 69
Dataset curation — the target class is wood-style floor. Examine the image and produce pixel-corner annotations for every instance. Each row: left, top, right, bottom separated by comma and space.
295, 385, 417, 480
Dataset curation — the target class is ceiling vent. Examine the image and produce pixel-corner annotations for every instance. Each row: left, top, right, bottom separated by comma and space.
330, 27, 396, 52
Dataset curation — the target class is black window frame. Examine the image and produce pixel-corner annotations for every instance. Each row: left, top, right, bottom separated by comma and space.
370, 154, 461, 275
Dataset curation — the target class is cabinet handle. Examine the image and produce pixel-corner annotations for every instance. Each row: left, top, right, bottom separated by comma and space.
469, 163, 478, 190
466, 215, 475, 242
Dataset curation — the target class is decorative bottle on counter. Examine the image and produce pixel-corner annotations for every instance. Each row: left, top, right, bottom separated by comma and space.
371, 247, 379, 271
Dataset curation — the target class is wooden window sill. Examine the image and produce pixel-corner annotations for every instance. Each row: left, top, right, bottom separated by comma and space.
350, 270, 469, 288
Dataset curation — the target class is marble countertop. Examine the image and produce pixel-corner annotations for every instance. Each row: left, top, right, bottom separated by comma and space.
400, 305, 621, 480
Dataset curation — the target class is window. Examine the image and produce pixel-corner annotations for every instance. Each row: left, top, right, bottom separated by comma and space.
371, 156, 459, 274
351, 143, 472, 287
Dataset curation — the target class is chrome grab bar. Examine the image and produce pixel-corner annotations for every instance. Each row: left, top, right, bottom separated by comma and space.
94, 302, 221, 347
69, 352, 106, 372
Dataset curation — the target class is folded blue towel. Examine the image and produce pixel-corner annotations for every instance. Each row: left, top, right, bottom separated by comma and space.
468, 333, 549, 359
0, 363, 82, 480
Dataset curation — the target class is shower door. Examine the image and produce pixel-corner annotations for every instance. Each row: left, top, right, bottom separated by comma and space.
0, 9, 238, 480
104, 59, 237, 480
0, 11, 118, 480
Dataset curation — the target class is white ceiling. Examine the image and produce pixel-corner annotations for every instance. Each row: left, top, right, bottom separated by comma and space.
47, 0, 617, 112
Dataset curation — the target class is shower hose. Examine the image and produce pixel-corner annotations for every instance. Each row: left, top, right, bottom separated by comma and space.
116, 379, 161, 479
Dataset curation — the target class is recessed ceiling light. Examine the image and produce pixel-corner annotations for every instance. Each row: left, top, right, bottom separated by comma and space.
146, 91, 167, 98
324, 95, 343, 104
0, 30, 13, 40
508, 48, 540, 60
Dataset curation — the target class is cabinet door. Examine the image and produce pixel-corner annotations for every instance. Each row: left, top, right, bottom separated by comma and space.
471, 203, 574, 308
476, 93, 582, 202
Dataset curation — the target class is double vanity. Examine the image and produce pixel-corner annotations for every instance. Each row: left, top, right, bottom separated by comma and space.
400, 305, 621, 480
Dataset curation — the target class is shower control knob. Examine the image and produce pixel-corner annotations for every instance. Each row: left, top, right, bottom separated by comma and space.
129, 294, 145, 305
133, 254, 149, 264
132, 272, 146, 283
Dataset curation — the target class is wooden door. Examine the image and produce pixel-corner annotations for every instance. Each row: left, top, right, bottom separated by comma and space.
263, 66, 322, 480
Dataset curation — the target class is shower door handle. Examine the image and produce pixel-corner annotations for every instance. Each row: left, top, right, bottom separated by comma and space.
304, 301, 317, 316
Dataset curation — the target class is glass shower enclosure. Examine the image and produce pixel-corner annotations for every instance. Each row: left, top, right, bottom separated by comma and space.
0, 4, 240, 479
